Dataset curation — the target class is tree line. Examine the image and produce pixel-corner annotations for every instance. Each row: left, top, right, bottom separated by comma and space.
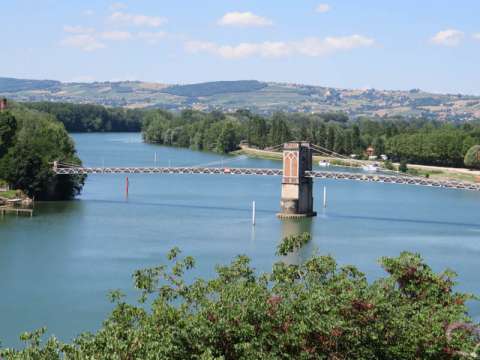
142, 108, 480, 168
0, 103, 85, 200
24, 102, 143, 132
19, 101, 480, 168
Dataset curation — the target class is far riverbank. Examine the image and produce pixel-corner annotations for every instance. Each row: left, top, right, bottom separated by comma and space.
235, 145, 480, 184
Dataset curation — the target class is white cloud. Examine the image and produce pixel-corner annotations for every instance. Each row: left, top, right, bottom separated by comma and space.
186, 34, 374, 59
296, 35, 374, 56
431, 29, 464, 46
109, 11, 167, 27
63, 25, 95, 34
185, 41, 217, 53
137, 31, 167, 44
186, 40, 287, 59
61, 34, 105, 52
473, 33, 480, 41
83, 9, 95, 16
218, 12, 273, 27
101, 31, 132, 41
316, 4, 331, 13
110, 2, 127, 11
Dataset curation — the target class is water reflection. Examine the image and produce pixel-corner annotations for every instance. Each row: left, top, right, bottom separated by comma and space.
279, 218, 315, 265
36, 200, 83, 215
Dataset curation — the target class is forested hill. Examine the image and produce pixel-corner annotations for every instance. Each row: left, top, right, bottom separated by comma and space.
2, 77, 480, 121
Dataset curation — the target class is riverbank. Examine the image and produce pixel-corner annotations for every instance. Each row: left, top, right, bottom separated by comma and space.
0, 187, 34, 210
235, 145, 480, 184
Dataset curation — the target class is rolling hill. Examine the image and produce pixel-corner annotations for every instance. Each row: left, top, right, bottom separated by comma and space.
1, 77, 479, 121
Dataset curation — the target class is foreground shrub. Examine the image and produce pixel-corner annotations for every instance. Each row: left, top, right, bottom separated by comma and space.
1, 249, 479, 359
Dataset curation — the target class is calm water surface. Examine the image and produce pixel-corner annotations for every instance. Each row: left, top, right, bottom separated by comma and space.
1, 132, 480, 347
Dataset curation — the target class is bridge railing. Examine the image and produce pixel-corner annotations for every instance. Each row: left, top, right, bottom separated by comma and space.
52, 164, 480, 192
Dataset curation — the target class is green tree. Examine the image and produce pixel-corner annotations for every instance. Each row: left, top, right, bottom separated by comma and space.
0, 108, 84, 200
0, 111, 17, 158
142, 118, 165, 143
326, 125, 336, 150
315, 122, 327, 148
351, 124, 361, 153
333, 128, 345, 154
385, 122, 399, 138
464, 145, 480, 169
191, 130, 205, 150
246, 115, 268, 148
373, 137, 385, 156
216, 121, 238, 153
386, 128, 470, 167
343, 130, 353, 155
269, 113, 291, 145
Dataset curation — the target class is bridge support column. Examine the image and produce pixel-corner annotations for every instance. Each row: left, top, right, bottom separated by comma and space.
277, 142, 316, 218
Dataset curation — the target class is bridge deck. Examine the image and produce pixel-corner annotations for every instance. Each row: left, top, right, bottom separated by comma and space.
53, 166, 480, 192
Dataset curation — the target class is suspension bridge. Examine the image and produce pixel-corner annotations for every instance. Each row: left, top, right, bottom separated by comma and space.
53, 142, 480, 218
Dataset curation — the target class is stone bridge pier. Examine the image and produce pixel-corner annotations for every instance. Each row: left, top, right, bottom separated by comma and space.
277, 142, 317, 218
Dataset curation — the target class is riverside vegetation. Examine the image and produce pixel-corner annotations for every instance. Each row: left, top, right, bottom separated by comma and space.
23, 102, 480, 168
0, 103, 85, 200
0, 242, 479, 359
141, 109, 480, 169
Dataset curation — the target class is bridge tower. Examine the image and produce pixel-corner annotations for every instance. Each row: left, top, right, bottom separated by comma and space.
277, 141, 316, 218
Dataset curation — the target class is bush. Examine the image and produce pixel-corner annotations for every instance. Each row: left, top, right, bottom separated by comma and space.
1, 250, 479, 359
383, 160, 395, 171
399, 160, 408, 173
464, 145, 480, 169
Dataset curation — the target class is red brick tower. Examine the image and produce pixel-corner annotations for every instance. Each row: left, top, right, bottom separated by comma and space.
278, 142, 316, 218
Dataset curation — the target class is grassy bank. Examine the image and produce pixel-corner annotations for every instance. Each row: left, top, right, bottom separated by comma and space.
406, 166, 479, 183
0, 190, 18, 199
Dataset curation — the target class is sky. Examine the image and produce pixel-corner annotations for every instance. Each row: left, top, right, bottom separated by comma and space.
2, 0, 480, 94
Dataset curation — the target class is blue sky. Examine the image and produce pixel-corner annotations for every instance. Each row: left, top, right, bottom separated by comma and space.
2, 0, 480, 94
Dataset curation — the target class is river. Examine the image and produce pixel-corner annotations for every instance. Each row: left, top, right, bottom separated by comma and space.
1, 132, 480, 348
